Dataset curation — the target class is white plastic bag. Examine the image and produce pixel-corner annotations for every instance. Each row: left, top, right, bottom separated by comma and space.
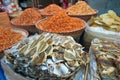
83, 26, 120, 50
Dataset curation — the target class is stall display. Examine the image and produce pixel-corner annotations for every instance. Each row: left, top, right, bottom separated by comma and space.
0, 1, 120, 80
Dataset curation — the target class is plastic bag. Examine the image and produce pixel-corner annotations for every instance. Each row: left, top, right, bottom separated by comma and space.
83, 26, 120, 50
88, 38, 120, 80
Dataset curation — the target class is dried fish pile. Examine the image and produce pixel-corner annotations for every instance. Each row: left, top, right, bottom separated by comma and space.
90, 38, 120, 80
5, 33, 88, 80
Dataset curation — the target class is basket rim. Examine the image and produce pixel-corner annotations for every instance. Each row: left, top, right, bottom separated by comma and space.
39, 9, 98, 17
11, 17, 35, 27
67, 9, 98, 16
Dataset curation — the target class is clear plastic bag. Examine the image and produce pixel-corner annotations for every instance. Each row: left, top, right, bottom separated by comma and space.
88, 38, 120, 80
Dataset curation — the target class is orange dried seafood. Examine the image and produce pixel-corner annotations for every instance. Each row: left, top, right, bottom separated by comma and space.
67, 1, 96, 15
0, 27, 23, 52
41, 4, 64, 15
13, 8, 42, 25
37, 11, 85, 33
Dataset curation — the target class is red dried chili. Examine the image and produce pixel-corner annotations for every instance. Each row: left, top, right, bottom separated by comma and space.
38, 11, 85, 33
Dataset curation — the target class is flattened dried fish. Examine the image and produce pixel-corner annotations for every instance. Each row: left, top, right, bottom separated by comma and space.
5, 32, 88, 79
91, 38, 120, 80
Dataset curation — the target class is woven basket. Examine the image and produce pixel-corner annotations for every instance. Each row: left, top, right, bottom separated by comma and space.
11, 18, 39, 34
68, 10, 98, 21
35, 18, 86, 41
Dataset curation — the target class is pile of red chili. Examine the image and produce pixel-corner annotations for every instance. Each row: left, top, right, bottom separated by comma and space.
37, 11, 85, 33
13, 8, 42, 25
0, 27, 23, 52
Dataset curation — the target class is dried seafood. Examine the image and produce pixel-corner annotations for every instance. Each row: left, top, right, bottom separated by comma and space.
90, 38, 120, 80
5, 33, 88, 80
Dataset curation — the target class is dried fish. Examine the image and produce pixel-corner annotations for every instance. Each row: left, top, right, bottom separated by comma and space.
64, 49, 76, 61
37, 41, 49, 53
90, 38, 120, 80
18, 45, 28, 55
45, 45, 53, 56
31, 52, 47, 65
4, 32, 87, 79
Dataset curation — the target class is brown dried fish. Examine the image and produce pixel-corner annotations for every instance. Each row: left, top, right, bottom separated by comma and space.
91, 38, 120, 80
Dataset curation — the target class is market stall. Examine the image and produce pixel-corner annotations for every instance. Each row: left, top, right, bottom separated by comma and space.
0, 0, 120, 80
